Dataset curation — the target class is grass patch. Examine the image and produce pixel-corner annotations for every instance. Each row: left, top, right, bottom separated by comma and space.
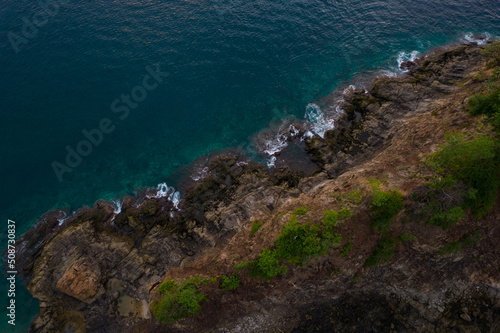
250, 249, 287, 279
398, 233, 414, 242
250, 220, 263, 236
338, 239, 353, 256
428, 206, 465, 229
369, 180, 404, 232
481, 40, 500, 67
220, 273, 241, 291
292, 206, 309, 216
427, 132, 500, 217
152, 277, 207, 323
246, 208, 350, 279
364, 237, 396, 268
438, 229, 481, 255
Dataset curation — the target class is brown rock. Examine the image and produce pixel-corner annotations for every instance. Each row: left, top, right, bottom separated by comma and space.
56, 259, 101, 304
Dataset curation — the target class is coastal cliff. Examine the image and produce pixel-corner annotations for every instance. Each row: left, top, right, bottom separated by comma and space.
18, 43, 500, 332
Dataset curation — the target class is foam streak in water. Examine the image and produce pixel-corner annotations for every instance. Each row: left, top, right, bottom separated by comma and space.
111, 199, 122, 214
304, 103, 335, 138
155, 183, 180, 209
397, 50, 420, 72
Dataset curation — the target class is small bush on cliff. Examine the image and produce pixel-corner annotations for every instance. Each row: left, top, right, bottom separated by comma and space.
220, 273, 241, 291
292, 206, 308, 216
364, 237, 396, 267
250, 249, 287, 279
274, 209, 347, 266
338, 239, 353, 256
152, 278, 207, 323
438, 229, 481, 255
369, 181, 404, 232
468, 88, 500, 115
429, 206, 465, 229
250, 220, 263, 236
427, 133, 500, 216
248, 208, 349, 279
481, 41, 500, 67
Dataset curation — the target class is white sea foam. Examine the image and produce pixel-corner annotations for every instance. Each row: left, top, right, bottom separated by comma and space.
343, 84, 358, 95
463, 32, 492, 46
57, 211, 68, 226
152, 182, 181, 210
397, 50, 420, 72
192, 167, 209, 181
111, 199, 122, 214
289, 125, 299, 137
267, 155, 277, 168
304, 103, 335, 138
168, 190, 181, 209
263, 127, 289, 156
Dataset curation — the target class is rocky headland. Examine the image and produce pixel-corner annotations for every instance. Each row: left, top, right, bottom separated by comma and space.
17, 42, 500, 332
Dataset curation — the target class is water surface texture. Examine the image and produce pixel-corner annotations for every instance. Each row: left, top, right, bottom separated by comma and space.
0, 0, 499, 331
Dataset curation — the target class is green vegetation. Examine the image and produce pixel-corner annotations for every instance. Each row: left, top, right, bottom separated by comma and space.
220, 273, 241, 291
152, 277, 207, 323
398, 233, 414, 242
469, 88, 500, 133
364, 237, 396, 268
427, 133, 500, 217
292, 206, 309, 216
250, 220, 263, 236
428, 206, 465, 229
246, 208, 350, 279
250, 249, 287, 279
331, 189, 364, 208
338, 239, 353, 256
234, 260, 251, 271
369, 180, 404, 232
438, 241, 461, 255
438, 229, 482, 255
481, 41, 500, 67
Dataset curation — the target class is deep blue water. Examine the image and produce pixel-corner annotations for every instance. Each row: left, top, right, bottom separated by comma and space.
0, 0, 499, 331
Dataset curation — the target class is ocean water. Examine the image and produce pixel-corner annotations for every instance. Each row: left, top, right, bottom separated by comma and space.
0, 0, 499, 331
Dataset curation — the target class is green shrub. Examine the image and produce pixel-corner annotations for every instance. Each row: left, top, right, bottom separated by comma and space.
152, 278, 206, 323
398, 233, 414, 242
429, 206, 464, 229
468, 88, 500, 134
339, 239, 353, 256
481, 41, 500, 66
322, 208, 351, 226
364, 237, 396, 268
220, 273, 241, 291
347, 189, 363, 204
370, 186, 404, 233
438, 241, 461, 255
234, 260, 251, 271
292, 206, 308, 216
428, 133, 500, 216
275, 220, 326, 266
438, 229, 482, 255
250, 220, 263, 236
468, 88, 500, 118
250, 249, 287, 279
158, 279, 177, 295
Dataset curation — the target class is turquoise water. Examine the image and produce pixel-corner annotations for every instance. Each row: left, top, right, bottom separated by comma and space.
0, 0, 499, 331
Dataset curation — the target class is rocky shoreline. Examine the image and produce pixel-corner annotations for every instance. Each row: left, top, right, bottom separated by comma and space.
18, 42, 500, 332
